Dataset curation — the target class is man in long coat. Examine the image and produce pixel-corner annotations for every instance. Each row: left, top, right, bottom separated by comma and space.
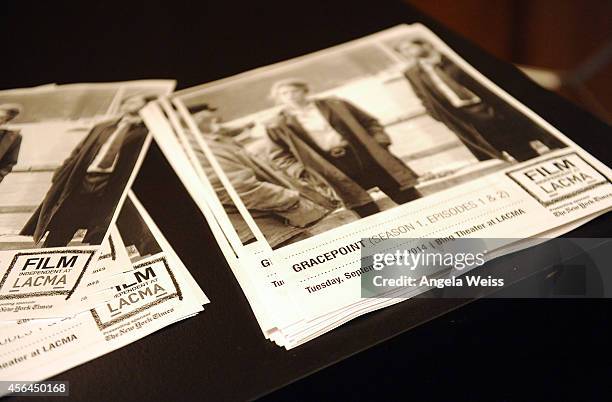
265, 79, 421, 218
395, 38, 565, 162
21, 95, 150, 247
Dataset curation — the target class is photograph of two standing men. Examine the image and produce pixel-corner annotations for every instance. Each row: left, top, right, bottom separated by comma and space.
0, 82, 170, 251
182, 32, 566, 248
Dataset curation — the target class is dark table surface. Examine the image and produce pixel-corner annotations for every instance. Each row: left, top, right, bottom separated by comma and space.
3, 1, 612, 401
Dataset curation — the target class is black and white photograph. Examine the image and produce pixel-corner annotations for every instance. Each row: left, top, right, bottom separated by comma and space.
173, 27, 568, 249
2, 0, 612, 400
0, 81, 173, 251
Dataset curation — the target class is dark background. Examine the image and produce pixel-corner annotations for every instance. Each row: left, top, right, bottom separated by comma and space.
2, 1, 612, 401
407, 0, 612, 125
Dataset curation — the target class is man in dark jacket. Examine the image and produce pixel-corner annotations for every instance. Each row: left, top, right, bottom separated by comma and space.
0, 104, 23, 182
21, 95, 151, 247
265, 79, 421, 218
394, 38, 565, 162
188, 104, 336, 248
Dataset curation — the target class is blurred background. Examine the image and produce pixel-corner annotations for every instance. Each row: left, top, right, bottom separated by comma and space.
406, 0, 612, 124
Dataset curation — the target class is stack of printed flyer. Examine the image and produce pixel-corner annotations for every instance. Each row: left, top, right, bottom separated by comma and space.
0, 81, 209, 386
142, 24, 612, 349
1, 22, 611, 381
